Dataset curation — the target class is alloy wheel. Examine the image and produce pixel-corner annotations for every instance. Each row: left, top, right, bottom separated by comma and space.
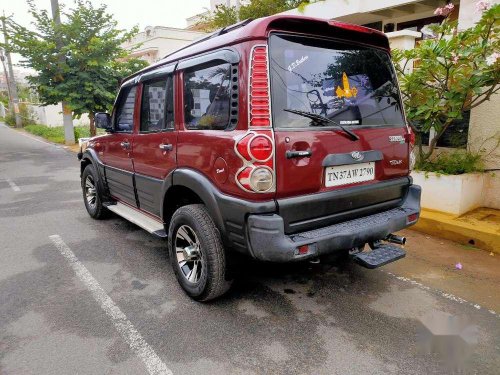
84, 175, 97, 210
175, 225, 204, 284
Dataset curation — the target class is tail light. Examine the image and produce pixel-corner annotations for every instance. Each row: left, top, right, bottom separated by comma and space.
235, 130, 275, 193
249, 46, 271, 127
405, 127, 416, 146
234, 45, 275, 193
406, 126, 416, 170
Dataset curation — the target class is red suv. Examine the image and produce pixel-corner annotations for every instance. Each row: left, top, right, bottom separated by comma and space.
79, 15, 421, 301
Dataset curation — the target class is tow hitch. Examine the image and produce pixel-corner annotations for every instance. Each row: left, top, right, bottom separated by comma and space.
351, 236, 406, 269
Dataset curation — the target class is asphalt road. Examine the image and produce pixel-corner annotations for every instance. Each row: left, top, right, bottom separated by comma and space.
0, 123, 499, 375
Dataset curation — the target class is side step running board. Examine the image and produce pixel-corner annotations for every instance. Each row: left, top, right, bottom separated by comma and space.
353, 244, 406, 269
105, 202, 167, 238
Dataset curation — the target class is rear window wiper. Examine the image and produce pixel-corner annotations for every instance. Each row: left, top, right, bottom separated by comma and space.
284, 108, 360, 141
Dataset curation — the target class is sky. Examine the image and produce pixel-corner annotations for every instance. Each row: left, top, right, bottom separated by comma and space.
1, 0, 211, 30
1, 0, 211, 65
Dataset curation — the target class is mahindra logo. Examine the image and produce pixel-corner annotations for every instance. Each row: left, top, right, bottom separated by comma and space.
351, 151, 364, 161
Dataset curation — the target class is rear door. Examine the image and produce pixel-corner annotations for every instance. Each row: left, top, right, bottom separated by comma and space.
101, 84, 138, 207
269, 33, 411, 232
132, 72, 177, 217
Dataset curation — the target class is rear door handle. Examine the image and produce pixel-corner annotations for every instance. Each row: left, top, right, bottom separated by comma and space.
120, 141, 130, 150
159, 143, 173, 151
286, 150, 312, 159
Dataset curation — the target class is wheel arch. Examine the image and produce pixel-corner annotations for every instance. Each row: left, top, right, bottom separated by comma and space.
80, 149, 107, 194
161, 169, 226, 236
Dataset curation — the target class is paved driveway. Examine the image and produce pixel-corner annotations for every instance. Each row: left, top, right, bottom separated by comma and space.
0, 124, 498, 374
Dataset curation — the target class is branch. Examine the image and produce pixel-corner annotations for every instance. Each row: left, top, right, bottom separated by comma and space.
468, 84, 500, 109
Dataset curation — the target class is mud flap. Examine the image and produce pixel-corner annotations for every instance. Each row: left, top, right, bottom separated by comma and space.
353, 244, 406, 269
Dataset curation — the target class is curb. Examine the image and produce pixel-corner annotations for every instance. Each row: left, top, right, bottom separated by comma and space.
412, 208, 500, 254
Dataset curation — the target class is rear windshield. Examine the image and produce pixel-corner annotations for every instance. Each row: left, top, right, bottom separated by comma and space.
269, 34, 405, 128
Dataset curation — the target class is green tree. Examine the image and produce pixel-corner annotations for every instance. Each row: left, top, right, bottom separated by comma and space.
200, 0, 310, 31
392, 3, 499, 163
2, 0, 148, 136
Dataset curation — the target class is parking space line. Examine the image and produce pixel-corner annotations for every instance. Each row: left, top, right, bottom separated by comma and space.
6, 178, 20, 192
382, 270, 499, 318
49, 235, 173, 375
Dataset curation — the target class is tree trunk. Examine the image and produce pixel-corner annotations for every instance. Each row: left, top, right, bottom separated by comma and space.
419, 119, 454, 162
89, 112, 96, 137
62, 101, 75, 145
415, 131, 425, 164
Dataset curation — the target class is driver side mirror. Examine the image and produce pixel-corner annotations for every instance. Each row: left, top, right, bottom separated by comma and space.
95, 112, 112, 131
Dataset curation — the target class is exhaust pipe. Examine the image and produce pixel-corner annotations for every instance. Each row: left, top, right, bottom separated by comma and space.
386, 234, 406, 246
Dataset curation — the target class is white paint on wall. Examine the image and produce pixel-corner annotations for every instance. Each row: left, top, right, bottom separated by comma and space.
27, 104, 89, 127
283, 0, 423, 19
483, 173, 500, 210
387, 30, 422, 50
412, 171, 488, 215
457, 0, 500, 30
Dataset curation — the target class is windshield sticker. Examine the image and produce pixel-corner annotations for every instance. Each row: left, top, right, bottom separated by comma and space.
340, 120, 360, 125
322, 79, 336, 97
336, 72, 358, 99
287, 55, 309, 72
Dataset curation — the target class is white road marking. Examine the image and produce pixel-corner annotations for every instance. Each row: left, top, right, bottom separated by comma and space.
382, 270, 499, 318
6, 178, 20, 192
49, 235, 173, 375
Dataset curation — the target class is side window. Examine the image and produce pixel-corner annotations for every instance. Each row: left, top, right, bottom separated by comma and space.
140, 76, 174, 132
114, 86, 137, 132
184, 63, 231, 130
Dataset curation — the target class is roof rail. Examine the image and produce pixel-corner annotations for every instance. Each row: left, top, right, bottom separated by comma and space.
161, 18, 254, 60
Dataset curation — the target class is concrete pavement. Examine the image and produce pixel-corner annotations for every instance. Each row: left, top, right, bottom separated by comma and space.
0, 123, 499, 374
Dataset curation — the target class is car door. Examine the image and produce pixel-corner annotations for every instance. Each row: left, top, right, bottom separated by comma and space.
101, 84, 138, 207
132, 72, 177, 217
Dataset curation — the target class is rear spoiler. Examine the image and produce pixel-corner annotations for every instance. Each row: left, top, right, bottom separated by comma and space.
266, 17, 390, 51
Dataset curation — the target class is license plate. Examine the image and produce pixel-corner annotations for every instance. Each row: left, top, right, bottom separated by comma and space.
325, 162, 375, 187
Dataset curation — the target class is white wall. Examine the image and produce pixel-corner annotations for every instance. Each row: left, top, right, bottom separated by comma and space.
284, 0, 423, 18
412, 172, 489, 215
483, 173, 500, 209
28, 103, 89, 127
457, 0, 500, 30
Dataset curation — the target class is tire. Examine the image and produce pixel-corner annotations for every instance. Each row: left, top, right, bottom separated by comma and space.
81, 164, 108, 219
168, 204, 232, 301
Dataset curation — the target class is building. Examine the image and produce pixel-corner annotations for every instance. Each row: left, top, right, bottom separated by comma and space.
122, 26, 207, 65
284, 0, 452, 32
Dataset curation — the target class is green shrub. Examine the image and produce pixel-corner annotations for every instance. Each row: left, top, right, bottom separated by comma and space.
415, 150, 484, 175
23, 124, 99, 144
3, 103, 37, 127
5, 112, 16, 127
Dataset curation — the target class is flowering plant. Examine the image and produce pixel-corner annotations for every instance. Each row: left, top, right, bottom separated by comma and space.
392, 2, 499, 162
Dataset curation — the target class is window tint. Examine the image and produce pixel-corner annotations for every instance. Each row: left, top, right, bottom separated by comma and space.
140, 77, 174, 132
115, 86, 137, 132
184, 63, 231, 130
269, 34, 405, 128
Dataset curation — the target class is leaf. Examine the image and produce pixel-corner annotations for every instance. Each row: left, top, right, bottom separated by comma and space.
5, 0, 148, 113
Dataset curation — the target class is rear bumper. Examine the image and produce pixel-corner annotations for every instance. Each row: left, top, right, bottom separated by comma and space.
247, 184, 421, 262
